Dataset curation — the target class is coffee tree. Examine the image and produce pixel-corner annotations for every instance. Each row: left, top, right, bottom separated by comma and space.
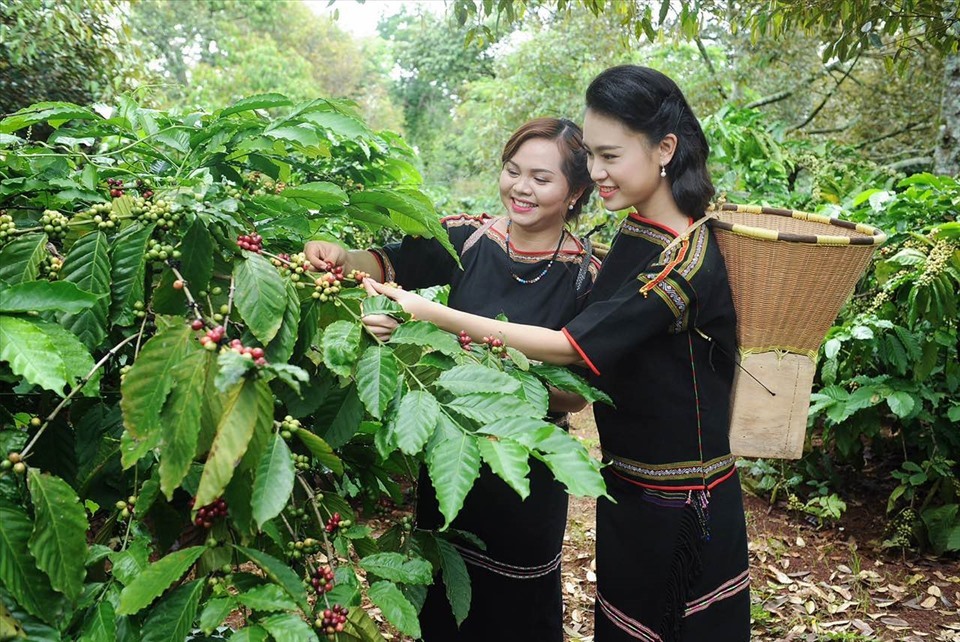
0, 95, 607, 640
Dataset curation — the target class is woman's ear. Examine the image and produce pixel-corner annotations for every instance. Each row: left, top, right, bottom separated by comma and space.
659, 133, 678, 166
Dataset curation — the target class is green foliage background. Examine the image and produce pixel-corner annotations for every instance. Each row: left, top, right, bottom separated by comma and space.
0, 0, 958, 638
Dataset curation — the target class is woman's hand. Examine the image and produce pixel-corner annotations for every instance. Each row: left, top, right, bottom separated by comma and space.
362, 279, 427, 316
304, 240, 349, 271
361, 314, 401, 342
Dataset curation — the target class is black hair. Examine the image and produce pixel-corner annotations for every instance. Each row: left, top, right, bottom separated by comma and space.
585, 65, 714, 220
501, 117, 594, 222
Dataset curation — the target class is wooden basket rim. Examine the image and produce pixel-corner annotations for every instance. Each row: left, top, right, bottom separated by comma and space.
708, 203, 887, 246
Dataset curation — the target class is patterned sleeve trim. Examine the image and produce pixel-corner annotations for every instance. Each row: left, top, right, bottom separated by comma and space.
562, 327, 600, 376
367, 248, 395, 283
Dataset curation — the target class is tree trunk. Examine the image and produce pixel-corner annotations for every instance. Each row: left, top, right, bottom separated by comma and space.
934, 53, 960, 176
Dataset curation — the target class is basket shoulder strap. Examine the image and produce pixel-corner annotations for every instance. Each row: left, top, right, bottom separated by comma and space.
575, 235, 593, 294
662, 214, 715, 255
461, 216, 500, 257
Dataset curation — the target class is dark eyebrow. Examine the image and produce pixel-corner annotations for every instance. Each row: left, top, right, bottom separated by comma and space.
505, 160, 556, 175
584, 144, 623, 152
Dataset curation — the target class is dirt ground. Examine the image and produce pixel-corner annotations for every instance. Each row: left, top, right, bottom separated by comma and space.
559, 409, 960, 642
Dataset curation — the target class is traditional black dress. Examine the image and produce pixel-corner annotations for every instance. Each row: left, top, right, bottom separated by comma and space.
562, 212, 750, 642
371, 213, 600, 642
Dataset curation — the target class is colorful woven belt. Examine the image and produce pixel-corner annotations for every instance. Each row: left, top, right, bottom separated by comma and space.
602, 451, 736, 491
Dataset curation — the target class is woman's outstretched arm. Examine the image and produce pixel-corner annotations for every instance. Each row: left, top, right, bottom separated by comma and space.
304, 241, 383, 279
363, 279, 582, 367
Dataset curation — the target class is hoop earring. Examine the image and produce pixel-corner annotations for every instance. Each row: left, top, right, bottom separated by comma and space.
660, 164, 667, 178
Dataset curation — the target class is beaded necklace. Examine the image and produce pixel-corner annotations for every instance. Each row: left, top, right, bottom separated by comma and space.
505, 220, 566, 285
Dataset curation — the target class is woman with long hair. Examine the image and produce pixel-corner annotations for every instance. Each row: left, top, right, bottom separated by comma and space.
364, 66, 751, 641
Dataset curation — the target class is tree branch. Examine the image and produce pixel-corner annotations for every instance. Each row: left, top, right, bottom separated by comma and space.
695, 37, 728, 100
743, 60, 844, 109
853, 122, 933, 150
788, 54, 860, 132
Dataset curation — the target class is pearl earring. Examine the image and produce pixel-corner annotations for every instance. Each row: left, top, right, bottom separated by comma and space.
568, 203, 574, 210
660, 164, 667, 178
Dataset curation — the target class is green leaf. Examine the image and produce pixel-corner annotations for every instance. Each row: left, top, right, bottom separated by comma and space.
320, 320, 362, 378
361, 294, 409, 320
78, 599, 117, 642
367, 581, 421, 638
220, 93, 293, 117
295, 429, 343, 475
214, 349, 256, 392
236, 584, 297, 612
538, 448, 607, 498
302, 109, 372, 140
252, 434, 296, 529
159, 350, 209, 499
265, 282, 301, 364
279, 181, 348, 209
427, 416, 480, 528
317, 384, 363, 448
178, 218, 215, 294
0, 502, 65, 625
117, 546, 205, 615
477, 416, 554, 449
0, 101, 98, 133
436, 538, 470, 626
886, 391, 916, 418
265, 125, 320, 148
120, 323, 195, 439
443, 392, 540, 423
259, 612, 319, 642
234, 252, 287, 344
477, 437, 530, 499
198, 596, 238, 634
234, 547, 311, 612
108, 538, 151, 586
109, 223, 153, 326
140, 579, 203, 642
27, 470, 88, 602
0, 280, 101, 313
0, 316, 67, 393
393, 390, 440, 455
228, 626, 269, 642
510, 369, 549, 417
530, 363, 613, 405
59, 231, 112, 349
345, 607, 383, 642
195, 378, 273, 508
389, 321, 461, 357
359, 553, 433, 585
356, 346, 400, 419
435, 364, 520, 396
0, 233, 47, 284
921, 504, 960, 555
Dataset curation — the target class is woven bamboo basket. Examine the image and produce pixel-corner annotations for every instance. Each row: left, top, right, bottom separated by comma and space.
707, 203, 886, 459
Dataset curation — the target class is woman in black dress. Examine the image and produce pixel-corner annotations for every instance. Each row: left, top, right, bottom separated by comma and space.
305, 118, 598, 641
364, 66, 751, 642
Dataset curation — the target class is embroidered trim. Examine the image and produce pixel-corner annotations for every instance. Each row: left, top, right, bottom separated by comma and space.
597, 570, 750, 639
684, 569, 750, 616
639, 237, 688, 298
603, 452, 736, 491
441, 212, 490, 227
679, 225, 708, 280
368, 247, 396, 283
620, 219, 673, 247
597, 590, 662, 641
453, 544, 562, 579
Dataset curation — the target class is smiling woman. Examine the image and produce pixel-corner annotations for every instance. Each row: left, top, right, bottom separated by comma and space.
305, 117, 599, 641
364, 66, 752, 642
